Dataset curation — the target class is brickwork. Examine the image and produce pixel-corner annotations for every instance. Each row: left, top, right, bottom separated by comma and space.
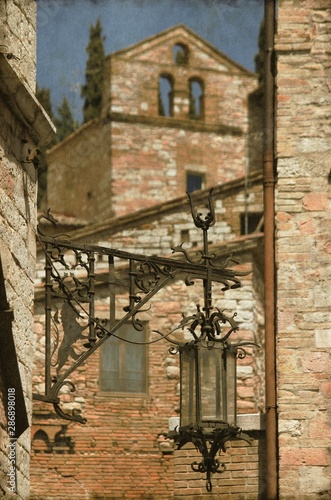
103, 25, 255, 127
31, 177, 265, 499
46, 120, 114, 223
109, 121, 247, 218
173, 433, 266, 499
46, 25, 258, 222
31, 296, 177, 499
276, 1, 331, 498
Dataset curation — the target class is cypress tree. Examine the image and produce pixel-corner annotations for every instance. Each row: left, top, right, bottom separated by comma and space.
81, 18, 105, 123
36, 86, 53, 120
54, 96, 76, 143
36, 86, 56, 207
254, 20, 265, 85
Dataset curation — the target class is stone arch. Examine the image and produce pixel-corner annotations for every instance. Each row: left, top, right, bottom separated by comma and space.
189, 77, 204, 119
158, 74, 174, 117
173, 43, 189, 65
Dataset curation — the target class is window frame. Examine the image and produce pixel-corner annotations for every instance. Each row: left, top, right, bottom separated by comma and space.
186, 171, 205, 193
240, 212, 264, 235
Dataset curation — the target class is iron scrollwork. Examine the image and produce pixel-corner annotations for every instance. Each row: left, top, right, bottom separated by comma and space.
170, 421, 252, 493
34, 192, 254, 432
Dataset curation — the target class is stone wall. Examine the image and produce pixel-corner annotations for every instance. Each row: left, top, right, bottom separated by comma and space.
0, 2, 54, 498
276, 1, 331, 498
46, 120, 114, 223
109, 120, 247, 218
0, 0, 36, 90
0, 128, 35, 499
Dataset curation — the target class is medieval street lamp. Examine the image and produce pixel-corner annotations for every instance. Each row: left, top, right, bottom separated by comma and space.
34, 190, 257, 492
170, 340, 251, 492
164, 193, 257, 492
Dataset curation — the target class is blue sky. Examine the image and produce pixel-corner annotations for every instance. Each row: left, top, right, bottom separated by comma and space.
36, 0, 264, 122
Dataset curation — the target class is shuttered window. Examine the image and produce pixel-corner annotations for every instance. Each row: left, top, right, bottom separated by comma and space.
100, 323, 147, 394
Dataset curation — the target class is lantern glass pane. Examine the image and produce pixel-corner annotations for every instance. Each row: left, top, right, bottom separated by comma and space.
226, 348, 237, 426
180, 345, 197, 427
199, 344, 226, 422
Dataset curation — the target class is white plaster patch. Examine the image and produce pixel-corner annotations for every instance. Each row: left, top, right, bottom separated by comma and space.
299, 466, 331, 494
315, 329, 331, 348
278, 419, 303, 437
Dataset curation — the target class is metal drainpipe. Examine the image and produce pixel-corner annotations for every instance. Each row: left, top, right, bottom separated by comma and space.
263, 0, 278, 498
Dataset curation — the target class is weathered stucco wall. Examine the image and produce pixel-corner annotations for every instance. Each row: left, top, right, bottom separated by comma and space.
276, 1, 331, 498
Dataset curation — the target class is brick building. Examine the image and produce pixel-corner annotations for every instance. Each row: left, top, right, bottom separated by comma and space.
0, 1, 55, 498
30, 1, 331, 499
31, 23, 265, 500
31, 175, 266, 499
45, 24, 258, 223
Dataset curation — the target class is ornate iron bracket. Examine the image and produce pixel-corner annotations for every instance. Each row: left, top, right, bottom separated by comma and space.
33, 192, 250, 424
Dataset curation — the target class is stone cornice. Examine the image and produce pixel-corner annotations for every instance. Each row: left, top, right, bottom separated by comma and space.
0, 54, 55, 146
46, 111, 243, 161
108, 112, 243, 136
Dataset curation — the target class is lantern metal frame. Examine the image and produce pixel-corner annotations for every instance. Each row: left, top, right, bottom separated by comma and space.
34, 190, 258, 491
168, 339, 255, 491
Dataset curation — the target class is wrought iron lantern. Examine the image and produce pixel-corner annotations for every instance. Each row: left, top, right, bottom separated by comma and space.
180, 340, 238, 428
164, 193, 257, 492
34, 190, 257, 493
168, 316, 255, 491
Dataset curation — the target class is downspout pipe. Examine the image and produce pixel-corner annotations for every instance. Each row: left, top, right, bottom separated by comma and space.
263, 0, 278, 499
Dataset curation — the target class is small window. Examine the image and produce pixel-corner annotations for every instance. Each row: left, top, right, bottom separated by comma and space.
173, 43, 189, 65
100, 323, 147, 393
240, 213, 264, 235
189, 78, 204, 120
158, 75, 174, 117
187, 172, 204, 193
